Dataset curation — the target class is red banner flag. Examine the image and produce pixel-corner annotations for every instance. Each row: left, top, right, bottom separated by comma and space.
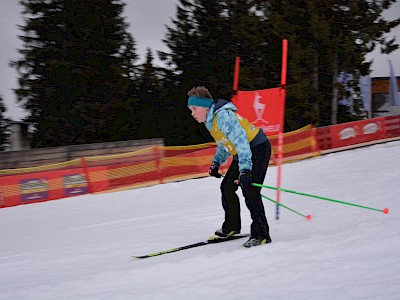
233, 88, 284, 136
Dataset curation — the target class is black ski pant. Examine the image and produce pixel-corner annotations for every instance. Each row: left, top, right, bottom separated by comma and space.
220, 141, 271, 239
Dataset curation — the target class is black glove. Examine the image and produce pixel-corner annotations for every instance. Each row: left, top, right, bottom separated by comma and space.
209, 162, 221, 178
238, 169, 252, 191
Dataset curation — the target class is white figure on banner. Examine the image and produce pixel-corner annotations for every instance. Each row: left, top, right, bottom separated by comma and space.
253, 92, 266, 121
251, 91, 280, 134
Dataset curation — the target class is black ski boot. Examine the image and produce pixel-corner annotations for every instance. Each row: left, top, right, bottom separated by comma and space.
243, 237, 272, 248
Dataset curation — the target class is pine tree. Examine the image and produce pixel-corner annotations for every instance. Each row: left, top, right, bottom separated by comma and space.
262, 0, 400, 128
0, 95, 9, 151
223, 0, 281, 90
159, 0, 282, 144
134, 48, 167, 140
161, 0, 279, 94
11, 0, 139, 147
159, 0, 226, 145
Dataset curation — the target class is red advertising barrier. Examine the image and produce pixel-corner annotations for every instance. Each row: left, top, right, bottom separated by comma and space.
385, 115, 400, 138
330, 118, 387, 148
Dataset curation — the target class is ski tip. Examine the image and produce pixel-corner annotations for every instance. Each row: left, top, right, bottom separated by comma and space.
132, 256, 144, 260
306, 214, 312, 220
383, 208, 389, 214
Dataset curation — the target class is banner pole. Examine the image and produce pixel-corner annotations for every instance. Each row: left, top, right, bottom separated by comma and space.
276, 39, 288, 220
276, 132, 283, 220
233, 56, 240, 91
232, 56, 240, 101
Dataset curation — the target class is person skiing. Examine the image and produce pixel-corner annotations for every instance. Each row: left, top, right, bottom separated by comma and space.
187, 86, 272, 248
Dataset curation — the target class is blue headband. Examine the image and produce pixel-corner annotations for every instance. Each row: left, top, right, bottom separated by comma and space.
187, 96, 214, 108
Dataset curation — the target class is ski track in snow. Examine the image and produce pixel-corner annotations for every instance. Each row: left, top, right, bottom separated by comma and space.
1, 141, 400, 300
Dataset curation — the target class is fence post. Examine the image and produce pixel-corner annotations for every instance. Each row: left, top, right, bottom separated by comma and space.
153, 146, 163, 184
311, 125, 320, 157
80, 157, 92, 194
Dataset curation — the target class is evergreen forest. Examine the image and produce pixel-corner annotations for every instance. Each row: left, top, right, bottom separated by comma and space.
2, 0, 399, 148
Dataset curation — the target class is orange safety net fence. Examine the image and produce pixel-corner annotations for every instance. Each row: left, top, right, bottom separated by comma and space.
0, 159, 85, 207
0, 126, 319, 208
269, 125, 320, 164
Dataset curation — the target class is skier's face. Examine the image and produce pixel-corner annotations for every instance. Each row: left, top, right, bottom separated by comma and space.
189, 106, 209, 123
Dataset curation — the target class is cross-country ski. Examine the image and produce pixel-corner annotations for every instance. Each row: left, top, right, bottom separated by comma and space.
132, 234, 250, 259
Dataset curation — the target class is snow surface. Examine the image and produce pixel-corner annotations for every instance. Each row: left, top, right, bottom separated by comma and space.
1, 141, 399, 300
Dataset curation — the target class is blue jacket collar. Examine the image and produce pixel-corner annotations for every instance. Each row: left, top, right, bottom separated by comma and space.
205, 99, 238, 129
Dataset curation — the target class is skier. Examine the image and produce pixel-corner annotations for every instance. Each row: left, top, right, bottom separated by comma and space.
187, 86, 272, 248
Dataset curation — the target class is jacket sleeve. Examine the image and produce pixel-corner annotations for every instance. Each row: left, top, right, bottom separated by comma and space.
216, 110, 252, 171
212, 142, 231, 165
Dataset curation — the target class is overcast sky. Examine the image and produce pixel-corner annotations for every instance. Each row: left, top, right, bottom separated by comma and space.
0, 0, 399, 121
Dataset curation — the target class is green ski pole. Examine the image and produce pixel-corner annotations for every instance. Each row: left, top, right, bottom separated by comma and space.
261, 193, 312, 220
252, 183, 389, 214
219, 174, 311, 220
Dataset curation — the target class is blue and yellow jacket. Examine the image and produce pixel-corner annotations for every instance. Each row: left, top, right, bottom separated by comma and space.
205, 99, 268, 171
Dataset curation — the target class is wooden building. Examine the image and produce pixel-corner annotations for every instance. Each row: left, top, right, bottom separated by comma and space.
371, 76, 400, 117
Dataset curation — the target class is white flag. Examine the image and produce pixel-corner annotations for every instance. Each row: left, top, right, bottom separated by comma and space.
359, 75, 371, 112
388, 60, 399, 106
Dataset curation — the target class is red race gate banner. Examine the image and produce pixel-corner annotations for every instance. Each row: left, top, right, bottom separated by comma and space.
330, 118, 387, 148
232, 88, 284, 136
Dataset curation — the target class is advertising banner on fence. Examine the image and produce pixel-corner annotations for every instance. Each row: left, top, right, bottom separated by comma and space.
0, 168, 89, 207
330, 118, 387, 148
233, 88, 284, 136
20, 178, 49, 202
63, 174, 88, 197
